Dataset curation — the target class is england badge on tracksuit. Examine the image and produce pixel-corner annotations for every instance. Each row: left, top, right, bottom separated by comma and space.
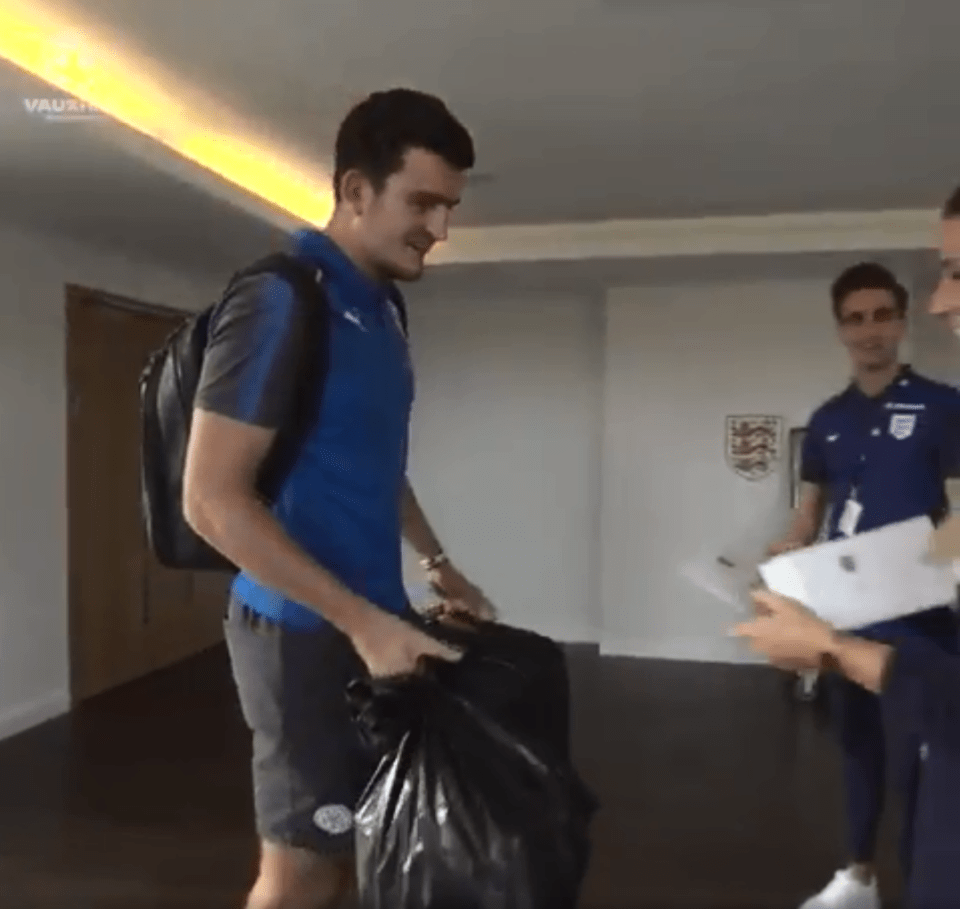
889, 413, 916, 439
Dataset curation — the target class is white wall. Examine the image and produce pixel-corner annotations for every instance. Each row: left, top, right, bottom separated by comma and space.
0, 221, 222, 741
599, 276, 853, 661
401, 289, 604, 644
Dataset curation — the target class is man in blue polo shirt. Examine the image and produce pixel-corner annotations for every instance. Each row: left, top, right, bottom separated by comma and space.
183, 89, 494, 909
767, 261, 960, 909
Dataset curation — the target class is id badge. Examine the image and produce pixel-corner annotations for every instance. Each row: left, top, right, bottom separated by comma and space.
838, 498, 862, 537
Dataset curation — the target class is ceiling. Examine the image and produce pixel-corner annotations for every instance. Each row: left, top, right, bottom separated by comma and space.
1, 0, 959, 275
415, 247, 938, 299
0, 61, 283, 277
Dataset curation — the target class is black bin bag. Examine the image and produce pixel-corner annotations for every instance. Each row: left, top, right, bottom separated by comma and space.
346, 619, 599, 909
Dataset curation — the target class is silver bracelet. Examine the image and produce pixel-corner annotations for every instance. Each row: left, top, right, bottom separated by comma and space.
419, 551, 449, 571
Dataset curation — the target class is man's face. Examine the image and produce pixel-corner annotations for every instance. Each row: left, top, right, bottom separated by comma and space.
345, 147, 466, 282
929, 217, 960, 341
836, 287, 906, 371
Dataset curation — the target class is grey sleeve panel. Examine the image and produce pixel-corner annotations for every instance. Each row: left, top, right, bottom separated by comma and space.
194, 274, 308, 429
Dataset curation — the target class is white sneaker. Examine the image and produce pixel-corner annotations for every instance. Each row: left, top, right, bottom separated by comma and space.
799, 869, 880, 909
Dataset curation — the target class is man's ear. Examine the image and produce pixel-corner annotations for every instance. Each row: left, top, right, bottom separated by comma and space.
338, 169, 368, 216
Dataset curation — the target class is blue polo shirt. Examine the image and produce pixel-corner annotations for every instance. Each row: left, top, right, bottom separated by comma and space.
194, 230, 415, 630
800, 366, 960, 639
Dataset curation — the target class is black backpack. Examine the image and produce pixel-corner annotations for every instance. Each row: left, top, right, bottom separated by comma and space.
139, 251, 407, 573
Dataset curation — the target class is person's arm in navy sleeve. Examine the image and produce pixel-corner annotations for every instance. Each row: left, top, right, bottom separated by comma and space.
938, 386, 960, 479
184, 275, 462, 676
768, 420, 828, 554
816, 633, 960, 754
734, 592, 960, 754
879, 637, 960, 752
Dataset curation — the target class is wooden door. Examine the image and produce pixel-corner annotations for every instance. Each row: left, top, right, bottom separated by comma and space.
66, 286, 231, 703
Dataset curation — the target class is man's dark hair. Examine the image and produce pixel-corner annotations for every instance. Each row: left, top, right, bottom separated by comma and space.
943, 185, 960, 218
829, 261, 908, 321
333, 88, 475, 200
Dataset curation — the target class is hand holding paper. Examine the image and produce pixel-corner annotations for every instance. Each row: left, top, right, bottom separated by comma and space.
731, 588, 835, 671
757, 515, 958, 630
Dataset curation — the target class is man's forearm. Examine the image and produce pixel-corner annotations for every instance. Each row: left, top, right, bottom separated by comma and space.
785, 502, 822, 547
400, 478, 444, 560
822, 632, 895, 694
188, 494, 373, 637
795, 514, 819, 544
775, 483, 825, 549
780, 520, 815, 548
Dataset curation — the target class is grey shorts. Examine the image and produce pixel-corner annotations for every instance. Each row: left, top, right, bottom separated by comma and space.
223, 597, 378, 855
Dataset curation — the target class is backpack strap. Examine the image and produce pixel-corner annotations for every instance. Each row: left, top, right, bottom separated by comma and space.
219, 252, 331, 504
215, 253, 406, 504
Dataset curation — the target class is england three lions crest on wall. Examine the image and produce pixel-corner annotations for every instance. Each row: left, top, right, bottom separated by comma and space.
725, 415, 783, 481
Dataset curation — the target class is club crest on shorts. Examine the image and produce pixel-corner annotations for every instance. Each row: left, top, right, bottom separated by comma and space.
889, 413, 916, 440
313, 804, 353, 835
725, 415, 782, 481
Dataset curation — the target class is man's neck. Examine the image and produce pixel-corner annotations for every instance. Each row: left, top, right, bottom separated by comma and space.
322, 216, 383, 283
853, 362, 902, 397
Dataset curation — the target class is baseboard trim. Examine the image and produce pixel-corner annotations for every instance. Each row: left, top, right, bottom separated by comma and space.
599, 635, 764, 664
0, 689, 70, 742
505, 621, 598, 645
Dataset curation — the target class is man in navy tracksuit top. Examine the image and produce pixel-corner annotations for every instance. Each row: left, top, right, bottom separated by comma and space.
741, 187, 960, 909
183, 89, 494, 909
769, 262, 960, 909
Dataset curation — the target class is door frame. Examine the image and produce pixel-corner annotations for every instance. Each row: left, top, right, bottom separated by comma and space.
66, 283, 187, 321
64, 284, 190, 704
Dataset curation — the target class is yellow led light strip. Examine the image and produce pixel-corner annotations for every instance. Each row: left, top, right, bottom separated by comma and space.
0, 0, 334, 225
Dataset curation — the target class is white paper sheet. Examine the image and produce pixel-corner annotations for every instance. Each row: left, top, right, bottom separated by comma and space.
680, 554, 761, 613
757, 515, 958, 629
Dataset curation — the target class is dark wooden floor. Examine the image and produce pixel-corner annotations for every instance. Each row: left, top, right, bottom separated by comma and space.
0, 645, 908, 908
